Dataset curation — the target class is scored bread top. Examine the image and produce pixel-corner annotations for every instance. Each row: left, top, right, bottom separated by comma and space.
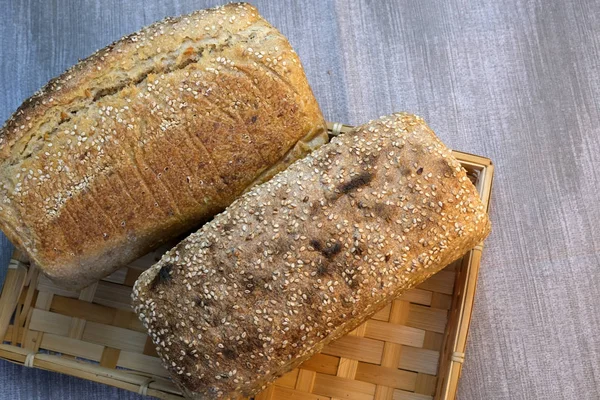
0, 3, 327, 288
133, 113, 490, 399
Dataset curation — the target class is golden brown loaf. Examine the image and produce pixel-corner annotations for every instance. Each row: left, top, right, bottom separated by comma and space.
0, 3, 327, 288
133, 113, 491, 399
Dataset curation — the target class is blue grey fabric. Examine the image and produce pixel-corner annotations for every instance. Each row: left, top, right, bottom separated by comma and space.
0, 234, 12, 294
1, 0, 600, 399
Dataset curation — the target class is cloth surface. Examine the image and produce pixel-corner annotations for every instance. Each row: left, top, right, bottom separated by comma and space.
0, 1, 599, 399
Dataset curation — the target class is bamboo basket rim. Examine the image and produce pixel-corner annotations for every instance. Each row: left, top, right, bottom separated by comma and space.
0, 122, 494, 400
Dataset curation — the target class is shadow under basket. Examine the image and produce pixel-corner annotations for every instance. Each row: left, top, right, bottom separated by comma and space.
0, 122, 494, 400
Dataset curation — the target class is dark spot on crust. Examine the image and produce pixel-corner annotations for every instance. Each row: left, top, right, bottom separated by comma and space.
250, 115, 257, 123
183, 58, 200, 74
310, 239, 322, 252
354, 244, 364, 255
194, 296, 213, 308
302, 196, 309, 202
310, 240, 342, 259
338, 172, 374, 194
222, 222, 233, 232
416, 167, 424, 175
222, 348, 236, 360
385, 254, 391, 262
151, 263, 173, 289
345, 279, 358, 289
439, 159, 454, 175
309, 200, 321, 216
239, 333, 263, 353
373, 203, 393, 222
323, 242, 342, 258
316, 262, 328, 276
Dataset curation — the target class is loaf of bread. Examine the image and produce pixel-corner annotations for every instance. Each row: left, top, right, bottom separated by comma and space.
133, 113, 491, 399
0, 3, 327, 288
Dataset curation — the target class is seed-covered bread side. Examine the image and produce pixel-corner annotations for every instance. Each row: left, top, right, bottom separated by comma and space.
133, 113, 491, 399
0, 3, 327, 288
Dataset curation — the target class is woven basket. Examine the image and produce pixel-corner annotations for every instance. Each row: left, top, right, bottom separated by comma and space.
0, 122, 493, 400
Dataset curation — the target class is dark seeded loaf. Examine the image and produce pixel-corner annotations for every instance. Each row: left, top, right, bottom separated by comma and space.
0, 3, 327, 288
132, 113, 491, 399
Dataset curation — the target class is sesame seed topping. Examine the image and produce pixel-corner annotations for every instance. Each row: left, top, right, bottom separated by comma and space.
132, 112, 489, 397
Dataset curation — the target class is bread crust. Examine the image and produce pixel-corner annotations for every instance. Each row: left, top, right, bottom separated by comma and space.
0, 3, 327, 288
133, 113, 491, 399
